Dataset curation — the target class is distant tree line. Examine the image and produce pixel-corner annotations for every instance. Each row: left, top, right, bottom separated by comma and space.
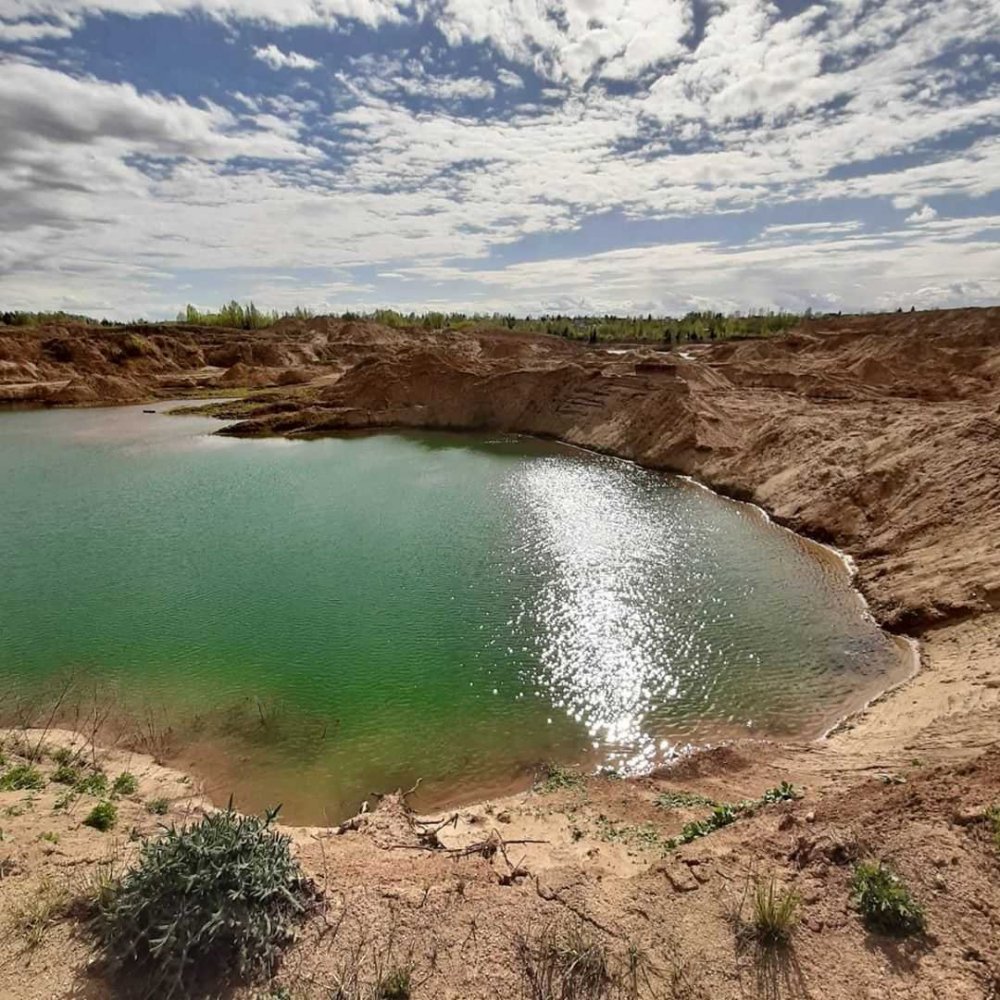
3, 301, 845, 346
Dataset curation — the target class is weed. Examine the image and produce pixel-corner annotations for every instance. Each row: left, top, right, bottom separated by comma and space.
0, 764, 45, 791
535, 763, 586, 794
39, 831, 60, 844
759, 782, 799, 805
83, 800, 118, 832
53, 790, 75, 812
518, 924, 614, 1000
75, 770, 108, 797
146, 797, 169, 815
851, 861, 925, 936
594, 815, 665, 852
10, 877, 71, 948
111, 772, 138, 797
51, 746, 78, 767
95, 805, 314, 996
986, 805, 1000, 851
669, 784, 800, 848
376, 967, 413, 999
655, 791, 716, 810
52, 763, 81, 785
746, 877, 800, 947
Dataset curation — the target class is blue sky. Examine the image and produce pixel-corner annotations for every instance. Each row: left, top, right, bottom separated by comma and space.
1, 0, 997, 319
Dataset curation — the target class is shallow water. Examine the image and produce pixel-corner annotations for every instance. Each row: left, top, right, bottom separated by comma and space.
0, 404, 908, 822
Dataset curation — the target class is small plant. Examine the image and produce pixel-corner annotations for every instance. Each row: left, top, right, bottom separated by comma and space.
518, 923, 614, 1000
52, 763, 81, 785
146, 796, 169, 815
11, 876, 71, 948
655, 790, 716, 810
95, 805, 313, 996
851, 861, 925, 936
376, 967, 413, 999
39, 830, 60, 844
51, 746, 78, 767
747, 877, 799, 946
83, 800, 118, 832
986, 804, 1000, 851
759, 781, 798, 805
76, 770, 109, 797
0, 764, 46, 791
112, 772, 138, 797
535, 763, 586, 794
53, 790, 75, 811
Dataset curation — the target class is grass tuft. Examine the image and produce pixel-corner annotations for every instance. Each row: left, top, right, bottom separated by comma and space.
747, 877, 799, 947
851, 861, 925, 936
146, 796, 170, 815
0, 764, 46, 791
83, 800, 118, 832
75, 770, 108, 797
111, 772, 138, 797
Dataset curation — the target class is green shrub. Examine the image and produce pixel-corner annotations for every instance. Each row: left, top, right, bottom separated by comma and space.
851, 862, 925, 936
84, 801, 118, 832
0, 764, 46, 791
146, 797, 170, 815
112, 772, 138, 797
95, 806, 313, 995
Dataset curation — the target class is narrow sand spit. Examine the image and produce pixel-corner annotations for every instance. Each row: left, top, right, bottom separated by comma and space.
0, 307, 997, 998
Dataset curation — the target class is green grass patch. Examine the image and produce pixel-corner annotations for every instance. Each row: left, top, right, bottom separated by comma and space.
851, 861, 925, 936
52, 763, 81, 785
75, 770, 108, 797
83, 800, 118, 832
145, 797, 169, 815
112, 772, 138, 797
0, 764, 46, 791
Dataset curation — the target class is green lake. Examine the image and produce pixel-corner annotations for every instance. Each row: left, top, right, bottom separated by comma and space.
0, 403, 909, 822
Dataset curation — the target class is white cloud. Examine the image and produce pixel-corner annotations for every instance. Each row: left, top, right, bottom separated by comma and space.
496, 68, 524, 89
0, 0, 409, 31
906, 204, 938, 224
252, 44, 319, 71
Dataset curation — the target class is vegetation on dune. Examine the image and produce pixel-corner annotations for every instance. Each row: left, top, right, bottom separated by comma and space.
95, 804, 313, 996
851, 861, 925, 936
0, 763, 46, 791
83, 800, 118, 832
667, 782, 799, 848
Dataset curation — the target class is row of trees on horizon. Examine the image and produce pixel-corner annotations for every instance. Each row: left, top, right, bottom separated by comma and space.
0, 300, 880, 345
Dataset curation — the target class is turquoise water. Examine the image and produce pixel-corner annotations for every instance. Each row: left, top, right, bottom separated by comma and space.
0, 404, 907, 822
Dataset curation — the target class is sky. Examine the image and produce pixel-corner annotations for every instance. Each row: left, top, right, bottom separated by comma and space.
1, 0, 998, 320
